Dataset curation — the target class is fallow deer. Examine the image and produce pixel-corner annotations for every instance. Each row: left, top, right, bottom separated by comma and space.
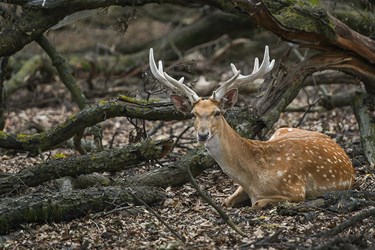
149, 46, 356, 209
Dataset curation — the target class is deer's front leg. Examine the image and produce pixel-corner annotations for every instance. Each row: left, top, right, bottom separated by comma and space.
223, 186, 250, 207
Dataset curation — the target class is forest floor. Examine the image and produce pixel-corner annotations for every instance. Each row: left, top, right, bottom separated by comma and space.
1, 87, 374, 249
1, 7, 375, 249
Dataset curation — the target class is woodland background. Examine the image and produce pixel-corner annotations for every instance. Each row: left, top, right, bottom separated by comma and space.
0, 0, 375, 249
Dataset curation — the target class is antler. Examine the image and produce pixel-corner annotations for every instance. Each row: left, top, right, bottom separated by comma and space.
211, 45, 275, 101
149, 48, 200, 104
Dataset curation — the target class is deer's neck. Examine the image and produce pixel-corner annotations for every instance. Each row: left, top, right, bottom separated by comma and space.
205, 118, 259, 184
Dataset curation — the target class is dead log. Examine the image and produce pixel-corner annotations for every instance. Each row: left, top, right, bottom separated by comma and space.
0, 185, 165, 235
0, 139, 173, 195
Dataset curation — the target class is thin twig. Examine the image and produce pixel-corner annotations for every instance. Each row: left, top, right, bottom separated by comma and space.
185, 165, 247, 237
171, 125, 193, 151
295, 88, 320, 128
129, 189, 186, 243
314, 207, 375, 238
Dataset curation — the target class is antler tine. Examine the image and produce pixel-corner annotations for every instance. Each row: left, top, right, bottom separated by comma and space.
149, 48, 200, 104
211, 69, 241, 101
211, 45, 275, 101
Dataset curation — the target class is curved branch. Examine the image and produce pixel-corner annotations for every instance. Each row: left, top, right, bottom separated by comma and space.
0, 98, 182, 153
256, 50, 375, 129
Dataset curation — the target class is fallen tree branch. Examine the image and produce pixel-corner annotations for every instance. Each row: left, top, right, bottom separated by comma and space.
0, 185, 165, 235
0, 139, 173, 195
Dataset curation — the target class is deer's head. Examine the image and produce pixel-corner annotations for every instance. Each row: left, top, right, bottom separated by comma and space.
149, 47, 275, 142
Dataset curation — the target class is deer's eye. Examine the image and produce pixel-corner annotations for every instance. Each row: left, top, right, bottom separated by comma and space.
214, 110, 221, 117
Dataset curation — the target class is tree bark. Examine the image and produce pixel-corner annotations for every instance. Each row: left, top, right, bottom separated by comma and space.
0, 186, 165, 235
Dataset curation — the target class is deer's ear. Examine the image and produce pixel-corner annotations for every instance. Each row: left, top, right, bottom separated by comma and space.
220, 88, 238, 112
170, 94, 193, 114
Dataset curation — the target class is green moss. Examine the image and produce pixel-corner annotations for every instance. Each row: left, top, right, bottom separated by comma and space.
264, 0, 336, 40
118, 95, 161, 105
16, 133, 33, 142
53, 153, 67, 159
98, 100, 108, 105
0, 131, 8, 139
67, 113, 77, 121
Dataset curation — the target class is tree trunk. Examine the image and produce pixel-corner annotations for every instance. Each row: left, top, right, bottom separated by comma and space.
352, 92, 375, 167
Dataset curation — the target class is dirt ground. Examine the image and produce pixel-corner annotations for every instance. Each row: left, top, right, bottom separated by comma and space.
1, 6, 375, 250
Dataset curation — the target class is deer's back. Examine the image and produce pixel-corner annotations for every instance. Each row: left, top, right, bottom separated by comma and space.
256, 128, 355, 198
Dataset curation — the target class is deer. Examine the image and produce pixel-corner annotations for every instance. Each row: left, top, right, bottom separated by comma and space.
148, 46, 356, 209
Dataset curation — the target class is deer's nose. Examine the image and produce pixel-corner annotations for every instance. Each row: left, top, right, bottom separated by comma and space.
198, 132, 209, 142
